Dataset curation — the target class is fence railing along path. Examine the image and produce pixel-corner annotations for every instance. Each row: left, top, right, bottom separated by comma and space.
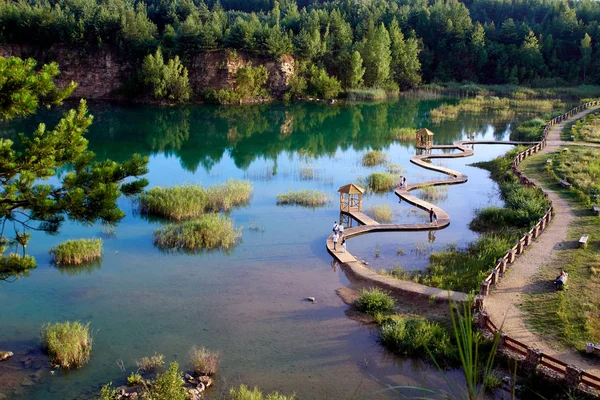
326, 101, 600, 391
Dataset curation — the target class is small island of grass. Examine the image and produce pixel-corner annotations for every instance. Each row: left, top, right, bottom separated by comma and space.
276, 189, 330, 207
49, 239, 103, 266
41, 321, 92, 369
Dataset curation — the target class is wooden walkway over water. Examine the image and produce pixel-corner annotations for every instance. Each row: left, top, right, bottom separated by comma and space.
326, 139, 537, 303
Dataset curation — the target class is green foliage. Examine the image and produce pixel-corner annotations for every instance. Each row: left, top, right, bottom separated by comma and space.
547, 147, 600, 206
136, 353, 165, 373
362, 150, 387, 167
511, 117, 546, 141
359, 23, 392, 88
206, 65, 270, 104
355, 287, 395, 315
229, 384, 296, 400
127, 372, 144, 386
189, 345, 219, 376
306, 65, 342, 100
49, 239, 102, 266
153, 214, 242, 252
380, 315, 455, 362
144, 362, 187, 400
141, 48, 191, 103
570, 112, 600, 143
347, 51, 365, 89
99, 383, 118, 400
275, 189, 329, 207
41, 321, 92, 369
138, 180, 253, 220
366, 172, 397, 193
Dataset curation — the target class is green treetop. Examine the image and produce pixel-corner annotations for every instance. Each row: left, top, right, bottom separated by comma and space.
0, 56, 149, 282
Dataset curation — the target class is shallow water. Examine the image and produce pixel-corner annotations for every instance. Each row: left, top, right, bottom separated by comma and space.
1, 100, 523, 399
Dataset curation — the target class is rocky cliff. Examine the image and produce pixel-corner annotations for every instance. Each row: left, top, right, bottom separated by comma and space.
0, 45, 294, 100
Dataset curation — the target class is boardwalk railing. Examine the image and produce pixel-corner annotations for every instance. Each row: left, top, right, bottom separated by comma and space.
476, 101, 600, 391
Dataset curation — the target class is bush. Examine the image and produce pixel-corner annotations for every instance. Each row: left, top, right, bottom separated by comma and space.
366, 205, 393, 223
144, 362, 187, 400
41, 321, 92, 369
127, 372, 144, 386
205, 65, 270, 104
362, 150, 387, 166
306, 65, 342, 99
49, 238, 102, 265
99, 383, 118, 400
275, 189, 330, 207
153, 214, 242, 252
511, 117, 546, 141
229, 384, 296, 400
189, 346, 219, 376
136, 353, 165, 373
367, 172, 397, 192
141, 48, 191, 103
355, 288, 395, 315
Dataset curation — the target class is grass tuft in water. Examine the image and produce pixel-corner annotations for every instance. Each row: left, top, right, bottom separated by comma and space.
355, 288, 395, 315
276, 189, 330, 207
49, 239, 102, 266
362, 150, 387, 167
229, 384, 296, 400
365, 204, 393, 223
41, 321, 92, 369
366, 172, 398, 193
189, 345, 219, 376
417, 185, 448, 202
153, 214, 241, 252
391, 128, 416, 142
136, 353, 165, 373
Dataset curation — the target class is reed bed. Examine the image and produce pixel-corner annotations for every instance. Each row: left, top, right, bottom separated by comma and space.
136, 353, 165, 373
139, 180, 253, 220
385, 163, 404, 174
189, 346, 219, 376
49, 239, 102, 265
366, 205, 394, 223
153, 214, 241, 252
41, 321, 92, 369
366, 172, 398, 193
229, 384, 296, 400
391, 127, 416, 142
417, 185, 448, 202
276, 189, 330, 207
362, 150, 387, 167
345, 88, 389, 101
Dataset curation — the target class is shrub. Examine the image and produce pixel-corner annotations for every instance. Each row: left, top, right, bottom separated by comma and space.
355, 288, 395, 315
141, 48, 191, 103
99, 383, 118, 400
362, 150, 387, 166
153, 214, 242, 252
366, 205, 393, 223
144, 362, 187, 400
275, 189, 330, 207
229, 384, 296, 400
127, 372, 144, 386
49, 238, 102, 265
306, 65, 342, 99
206, 65, 270, 104
41, 321, 92, 369
367, 172, 397, 192
189, 345, 219, 376
136, 353, 165, 373
510, 117, 546, 141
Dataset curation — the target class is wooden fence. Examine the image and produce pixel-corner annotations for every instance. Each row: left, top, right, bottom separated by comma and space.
476, 101, 600, 392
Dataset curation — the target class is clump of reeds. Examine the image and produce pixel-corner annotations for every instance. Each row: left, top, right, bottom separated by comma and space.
136, 353, 165, 373
49, 239, 102, 265
366, 172, 398, 192
153, 214, 242, 252
362, 150, 387, 167
41, 321, 92, 369
366, 205, 394, 223
417, 185, 448, 202
229, 384, 296, 400
276, 189, 330, 207
391, 128, 416, 142
346, 88, 388, 101
386, 163, 404, 174
138, 180, 253, 220
189, 346, 219, 376
299, 164, 318, 180
355, 287, 395, 315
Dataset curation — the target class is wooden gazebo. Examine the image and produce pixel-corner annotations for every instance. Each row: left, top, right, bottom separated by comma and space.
416, 128, 435, 149
338, 183, 364, 213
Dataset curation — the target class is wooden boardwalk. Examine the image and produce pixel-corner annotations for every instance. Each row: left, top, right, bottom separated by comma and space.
326, 139, 538, 303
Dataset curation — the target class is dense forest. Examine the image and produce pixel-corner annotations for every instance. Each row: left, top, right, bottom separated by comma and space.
1, 0, 599, 96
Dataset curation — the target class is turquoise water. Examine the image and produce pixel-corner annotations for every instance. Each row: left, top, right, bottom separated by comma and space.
0, 100, 521, 399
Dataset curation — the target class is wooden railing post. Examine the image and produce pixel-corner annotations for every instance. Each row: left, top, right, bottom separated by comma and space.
565, 365, 583, 387
498, 258, 507, 274
508, 248, 516, 263
525, 233, 532, 246
524, 348, 542, 373
480, 280, 490, 296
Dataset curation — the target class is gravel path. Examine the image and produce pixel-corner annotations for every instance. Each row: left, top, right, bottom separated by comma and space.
484, 106, 600, 375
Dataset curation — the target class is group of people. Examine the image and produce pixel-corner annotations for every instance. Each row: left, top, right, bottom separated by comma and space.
331, 221, 346, 252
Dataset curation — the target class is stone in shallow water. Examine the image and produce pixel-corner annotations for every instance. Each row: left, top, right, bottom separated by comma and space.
0, 352, 13, 362
198, 375, 212, 388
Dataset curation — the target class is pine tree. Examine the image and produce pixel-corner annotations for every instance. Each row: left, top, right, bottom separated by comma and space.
581, 33, 592, 82
360, 23, 392, 88
348, 51, 365, 88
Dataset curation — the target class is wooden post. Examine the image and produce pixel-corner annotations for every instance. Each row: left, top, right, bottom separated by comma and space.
480, 280, 490, 296
508, 249, 516, 263
525, 233, 532, 246
491, 268, 500, 284
498, 258, 507, 274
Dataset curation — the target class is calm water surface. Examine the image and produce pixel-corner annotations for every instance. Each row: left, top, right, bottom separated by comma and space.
0, 100, 522, 399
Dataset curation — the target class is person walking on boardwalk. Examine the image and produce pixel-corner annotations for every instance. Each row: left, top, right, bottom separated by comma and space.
338, 223, 344, 237
398, 176, 404, 189
429, 207, 436, 224
342, 238, 347, 253
333, 232, 339, 251
333, 221, 339, 235
403, 176, 407, 188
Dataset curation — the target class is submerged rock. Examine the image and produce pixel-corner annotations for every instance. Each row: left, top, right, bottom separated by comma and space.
198, 375, 212, 388
0, 352, 13, 362
306, 297, 316, 303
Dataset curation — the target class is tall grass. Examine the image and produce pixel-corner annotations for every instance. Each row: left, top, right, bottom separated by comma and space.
229, 384, 296, 400
355, 287, 395, 315
366, 172, 398, 192
345, 88, 389, 101
366, 204, 393, 223
139, 180, 253, 220
362, 150, 387, 166
189, 346, 219, 376
49, 238, 102, 265
136, 353, 165, 372
510, 117, 546, 141
418, 185, 448, 202
570, 112, 600, 143
276, 189, 330, 207
41, 321, 92, 369
391, 127, 416, 142
153, 214, 241, 252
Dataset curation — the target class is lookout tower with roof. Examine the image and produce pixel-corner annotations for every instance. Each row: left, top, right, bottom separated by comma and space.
338, 183, 364, 213
416, 128, 434, 149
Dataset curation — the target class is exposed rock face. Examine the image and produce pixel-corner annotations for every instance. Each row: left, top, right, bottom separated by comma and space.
0, 45, 294, 100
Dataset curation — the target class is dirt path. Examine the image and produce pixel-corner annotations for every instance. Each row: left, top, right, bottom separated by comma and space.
485, 106, 600, 375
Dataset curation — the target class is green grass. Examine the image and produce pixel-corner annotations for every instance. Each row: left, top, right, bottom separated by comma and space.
275, 189, 330, 207
229, 384, 296, 400
366, 172, 398, 193
546, 147, 600, 205
139, 180, 253, 220
136, 353, 165, 372
49, 238, 102, 265
362, 150, 387, 166
519, 151, 600, 350
153, 214, 242, 252
569, 111, 600, 143
390, 128, 416, 142
417, 185, 448, 202
144, 362, 187, 400
189, 346, 219, 376
355, 287, 395, 315
41, 321, 92, 369
420, 83, 600, 100
345, 88, 389, 101
365, 204, 393, 223
510, 117, 546, 141
127, 372, 144, 386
